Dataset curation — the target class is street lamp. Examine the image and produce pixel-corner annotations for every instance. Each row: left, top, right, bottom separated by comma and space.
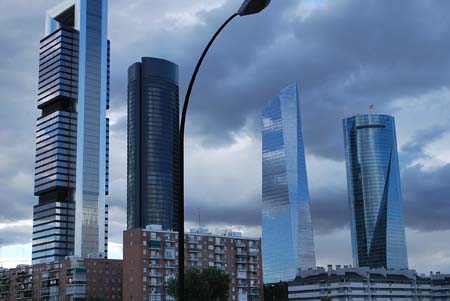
178, 0, 271, 299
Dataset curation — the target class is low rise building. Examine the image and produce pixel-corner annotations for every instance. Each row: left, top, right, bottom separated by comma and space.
0, 265, 33, 301
431, 273, 450, 300
123, 226, 263, 301
0, 257, 122, 300
288, 265, 435, 301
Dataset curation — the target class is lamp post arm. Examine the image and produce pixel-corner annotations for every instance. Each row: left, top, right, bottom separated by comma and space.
180, 12, 239, 136
178, 13, 238, 301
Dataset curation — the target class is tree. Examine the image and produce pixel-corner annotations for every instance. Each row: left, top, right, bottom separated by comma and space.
264, 281, 288, 300
167, 267, 231, 301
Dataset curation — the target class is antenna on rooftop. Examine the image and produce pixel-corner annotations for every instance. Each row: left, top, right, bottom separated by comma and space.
197, 208, 201, 229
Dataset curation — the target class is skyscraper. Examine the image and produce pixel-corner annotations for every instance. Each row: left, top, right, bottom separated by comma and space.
262, 83, 316, 283
343, 114, 408, 270
127, 57, 180, 230
32, 0, 110, 264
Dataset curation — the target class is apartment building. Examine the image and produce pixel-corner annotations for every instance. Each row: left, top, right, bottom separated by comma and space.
431, 273, 450, 301
0, 265, 33, 301
288, 265, 445, 301
0, 257, 122, 300
123, 226, 263, 301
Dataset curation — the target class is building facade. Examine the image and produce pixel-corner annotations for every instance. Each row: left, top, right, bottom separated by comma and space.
0, 266, 33, 300
262, 83, 316, 283
32, 0, 110, 264
431, 273, 450, 300
343, 114, 408, 270
123, 226, 263, 301
288, 266, 436, 301
127, 58, 180, 231
0, 258, 122, 301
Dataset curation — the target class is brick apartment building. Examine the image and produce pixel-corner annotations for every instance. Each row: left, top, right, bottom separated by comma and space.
0, 257, 122, 300
1, 265, 33, 300
123, 226, 263, 301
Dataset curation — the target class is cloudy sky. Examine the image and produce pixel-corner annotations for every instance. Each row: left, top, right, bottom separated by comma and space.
1, 0, 450, 274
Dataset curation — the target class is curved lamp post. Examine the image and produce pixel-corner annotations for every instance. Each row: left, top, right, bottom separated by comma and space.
178, 0, 271, 299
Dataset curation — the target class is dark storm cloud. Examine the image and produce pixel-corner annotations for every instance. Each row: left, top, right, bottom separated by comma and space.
185, 198, 262, 228
155, 0, 450, 157
0, 0, 61, 223
311, 189, 349, 234
403, 164, 450, 232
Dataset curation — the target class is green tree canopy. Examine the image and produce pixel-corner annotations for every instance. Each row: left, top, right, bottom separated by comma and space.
264, 281, 288, 300
167, 267, 231, 301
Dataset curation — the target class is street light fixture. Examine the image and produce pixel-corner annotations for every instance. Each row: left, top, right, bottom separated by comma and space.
178, 0, 270, 299
238, 0, 271, 16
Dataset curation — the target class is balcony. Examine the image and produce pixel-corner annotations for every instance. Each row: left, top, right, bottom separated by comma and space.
187, 238, 199, 244
150, 281, 163, 287
66, 284, 86, 296
150, 293, 162, 301
149, 240, 162, 250
150, 260, 162, 268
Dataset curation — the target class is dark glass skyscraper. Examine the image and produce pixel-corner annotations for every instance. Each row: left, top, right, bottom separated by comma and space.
343, 114, 408, 270
32, 0, 109, 264
262, 83, 316, 283
127, 57, 180, 230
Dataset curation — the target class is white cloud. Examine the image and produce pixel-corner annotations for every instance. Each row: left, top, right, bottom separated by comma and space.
307, 153, 347, 193
407, 229, 450, 274
315, 228, 353, 268
391, 88, 450, 168
185, 131, 261, 208
0, 219, 32, 231
0, 243, 31, 269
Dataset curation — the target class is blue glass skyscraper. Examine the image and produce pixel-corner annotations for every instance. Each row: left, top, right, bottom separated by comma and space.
32, 0, 110, 264
343, 114, 408, 270
262, 83, 316, 283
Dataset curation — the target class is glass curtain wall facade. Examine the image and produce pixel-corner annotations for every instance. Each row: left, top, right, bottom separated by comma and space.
127, 57, 180, 230
262, 83, 316, 283
32, 0, 110, 264
343, 114, 408, 270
